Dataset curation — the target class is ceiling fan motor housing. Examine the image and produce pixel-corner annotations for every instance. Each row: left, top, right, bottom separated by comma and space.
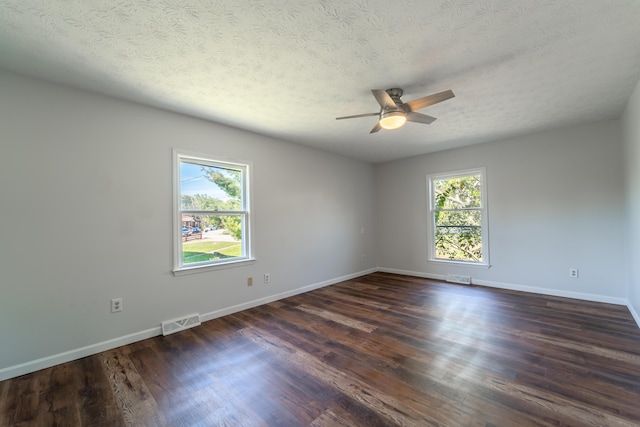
385, 88, 405, 111
386, 88, 403, 98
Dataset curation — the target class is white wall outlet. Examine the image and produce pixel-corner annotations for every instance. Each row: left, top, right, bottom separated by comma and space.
111, 298, 123, 313
361, 254, 366, 261
264, 273, 270, 283
247, 277, 253, 286
569, 268, 579, 278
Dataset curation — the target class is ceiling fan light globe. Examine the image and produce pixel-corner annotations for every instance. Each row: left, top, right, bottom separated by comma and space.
379, 111, 406, 130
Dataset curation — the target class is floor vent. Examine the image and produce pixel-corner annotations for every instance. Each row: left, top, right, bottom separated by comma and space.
161, 313, 201, 336
446, 274, 471, 285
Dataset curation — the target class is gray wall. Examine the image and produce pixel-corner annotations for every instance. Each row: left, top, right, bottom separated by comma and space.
0, 70, 378, 379
376, 121, 627, 301
623, 77, 640, 322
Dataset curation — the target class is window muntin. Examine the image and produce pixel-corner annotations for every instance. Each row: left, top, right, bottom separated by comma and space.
428, 168, 488, 265
174, 152, 251, 272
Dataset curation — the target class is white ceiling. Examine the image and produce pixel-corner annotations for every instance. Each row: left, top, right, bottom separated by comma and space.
2, 1, 640, 163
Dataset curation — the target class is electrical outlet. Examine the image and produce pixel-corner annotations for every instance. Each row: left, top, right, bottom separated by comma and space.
569, 268, 578, 278
264, 273, 270, 283
247, 277, 253, 286
111, 298, 123, 313
361, 254, 366, 261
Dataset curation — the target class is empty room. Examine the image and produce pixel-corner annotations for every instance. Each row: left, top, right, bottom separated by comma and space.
1, 1, 640, 425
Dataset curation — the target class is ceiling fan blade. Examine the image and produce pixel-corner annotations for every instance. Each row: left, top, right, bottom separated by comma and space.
336, 112, 379, 120
371, 89, 396, 109
406, 112, 437, 124
370, 122, 382, 133
405, 90, 455, 112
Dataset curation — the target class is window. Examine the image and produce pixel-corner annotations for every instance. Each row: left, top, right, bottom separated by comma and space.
173, 150, 252, 273
427, 168, 488, 265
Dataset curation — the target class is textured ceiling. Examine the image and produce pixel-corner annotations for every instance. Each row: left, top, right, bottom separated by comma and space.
2, 1, 640, 163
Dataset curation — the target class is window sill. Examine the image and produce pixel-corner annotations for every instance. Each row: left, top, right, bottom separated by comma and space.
173, 258, 257, 276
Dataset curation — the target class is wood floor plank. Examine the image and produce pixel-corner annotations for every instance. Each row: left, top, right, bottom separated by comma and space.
100, 348, 166, 426
75, 356, 125, 427
294, 304, 378, 333
2, 272, 640, 426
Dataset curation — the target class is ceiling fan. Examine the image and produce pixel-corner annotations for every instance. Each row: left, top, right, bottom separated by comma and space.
336, 88, 455, 133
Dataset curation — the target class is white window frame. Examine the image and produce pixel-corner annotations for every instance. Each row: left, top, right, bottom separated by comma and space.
173, 149, 254, 275
427, 167, 490, 267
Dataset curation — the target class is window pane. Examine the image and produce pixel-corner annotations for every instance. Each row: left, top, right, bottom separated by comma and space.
433, 174, 482, 209
434, 209, 483, 262
180, 161, 242, 211
435, 226, 483, 262
182, 215, 243, 265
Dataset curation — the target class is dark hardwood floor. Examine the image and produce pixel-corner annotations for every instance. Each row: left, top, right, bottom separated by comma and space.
2, 272, 640, 426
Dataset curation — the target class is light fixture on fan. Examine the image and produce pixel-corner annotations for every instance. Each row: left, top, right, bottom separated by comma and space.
379, 111, 406, 130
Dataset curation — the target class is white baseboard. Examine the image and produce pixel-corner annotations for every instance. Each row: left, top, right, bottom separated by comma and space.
471, 278, 628, 305
0, 268, 377, 382
0, 327, 161, 382
377, 267, 446, 282
200, 268, 378, 323
377, 267, 629, 306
